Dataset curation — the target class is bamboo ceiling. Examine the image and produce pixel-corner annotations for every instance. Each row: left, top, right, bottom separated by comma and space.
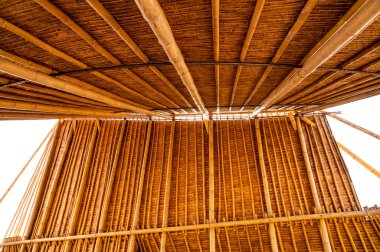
0, 0, 379, 119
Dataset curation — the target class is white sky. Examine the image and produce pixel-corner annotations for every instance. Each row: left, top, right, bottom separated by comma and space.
0, 97, 379, 239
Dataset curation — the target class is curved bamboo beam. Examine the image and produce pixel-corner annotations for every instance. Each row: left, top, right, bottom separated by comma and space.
0, 125, 55, 204
229, 0, 265, 108
0, 17, 164, 110
242, 0, 317, 110
84, 0, 192, 110
212, 0, 220, 109
337, 141, 380, 179
34, 0, 181, 110
327, 114, 380, 140
0, 57, 163, 115
251, 0, 380, 116
134, 0, 208, 116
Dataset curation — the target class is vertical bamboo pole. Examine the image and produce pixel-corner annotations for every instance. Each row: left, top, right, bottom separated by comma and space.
255, 119, 278, 252
20, 123, 60, 252
209, 120, 216, 252
160, 121, 175, 252
63, 124, 98, 252
127, 121, 152, 252
32, 122, 74, 252
296, 117, 332, 252
94, 121, 126, 252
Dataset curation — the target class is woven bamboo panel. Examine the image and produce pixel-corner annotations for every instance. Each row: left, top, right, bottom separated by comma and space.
2, 116, 379, 251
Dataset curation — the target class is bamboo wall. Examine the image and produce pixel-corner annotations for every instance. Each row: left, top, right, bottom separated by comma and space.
2, 116, 379, 251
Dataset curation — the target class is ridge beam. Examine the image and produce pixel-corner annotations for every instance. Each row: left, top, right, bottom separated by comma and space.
134, 0, 208, 116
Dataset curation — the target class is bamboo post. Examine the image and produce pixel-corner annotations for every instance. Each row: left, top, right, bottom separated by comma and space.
160, 121, 175, 252
255, 119, 278, 252
208, 120, 216, 252
296, 117, 332, 252
127, 121, 152, 252
336, 141, 380, 179
0, 125, 55, 204
94, 121, 126, 252
63, 124, 98, 252
31, 122, 74, 252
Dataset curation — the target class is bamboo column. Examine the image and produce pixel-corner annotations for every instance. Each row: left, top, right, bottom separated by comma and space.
31, 122, 74, 252
296, 117, 332, 252
254, 119, 278, 252
127, 121, 153, 252
160, 121, 176, 252
208, 120, 216, 252
337, 141, 380, 179
63, 125, 98, 252
327, 113, 380, 140
94, 121, 126, 252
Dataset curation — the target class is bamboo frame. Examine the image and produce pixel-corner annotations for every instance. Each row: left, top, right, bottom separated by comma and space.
134, 0, 207, 115
337, 141, 380, 179
251, 0, 380, 116
229, 0, 265, 108
2, 210, 379, 247
242, 0, 318, 109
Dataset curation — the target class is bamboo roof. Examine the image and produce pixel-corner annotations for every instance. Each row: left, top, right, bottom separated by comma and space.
0, 0, 379, 119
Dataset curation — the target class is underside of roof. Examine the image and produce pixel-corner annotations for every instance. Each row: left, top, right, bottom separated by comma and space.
0, 0, 379, 119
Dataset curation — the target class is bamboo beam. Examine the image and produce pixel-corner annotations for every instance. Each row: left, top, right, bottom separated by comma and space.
242, 0, 317, 109
212, 0, 220, 109
0, 17, 164, 110
127, 121, 152, 252
327, 114, 380, 140
255, 119, 278, 252
296, 117, 332, 252
0, 57, 163, 116
84, 0, 191, 110
94, 121, 126, 252
337, 141, 380, 179
3, 210, 379, 246
229, 0, 265, 108
0, 126, 55, 204
134, 0, 207, 115
251, 0, 380, 116
160, 121, 175, 252
208, 120, 216, 252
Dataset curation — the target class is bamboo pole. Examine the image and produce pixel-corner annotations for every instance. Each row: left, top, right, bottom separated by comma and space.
208, 120, 216, 252
212, 0, 220, 109
336, 141, 380, 179
160, 121, 175, 252
3, 210, 379, 247
229, 0, 265, 107
243, 0, 318, 108
251, 0, 380, 116
134, 0, 207, 115
296, 117, 332, 252
127, 121, 152, 252
84, 0, 191, 110
327, 114, 380, 141
0, 57, 164, 116
255, 119, 278, 252
62, 125, 98, 252
0, 125, 54, 204
94, 121, 126, 252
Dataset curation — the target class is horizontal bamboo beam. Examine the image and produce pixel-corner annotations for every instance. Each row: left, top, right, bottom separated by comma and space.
327, 114, 380, 140
134, 0, 207, 115
251, 0, 380, 116
337, 141, 380, 179
2, 210, 379, 246
0, 57, 164, 116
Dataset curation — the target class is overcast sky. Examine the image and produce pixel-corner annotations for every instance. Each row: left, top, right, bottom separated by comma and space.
0, 97, 379, 239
